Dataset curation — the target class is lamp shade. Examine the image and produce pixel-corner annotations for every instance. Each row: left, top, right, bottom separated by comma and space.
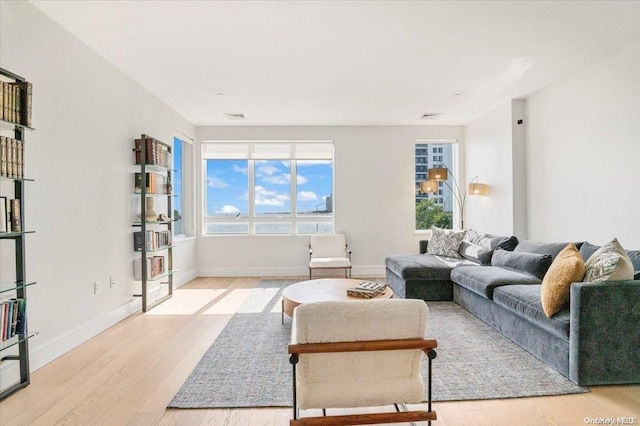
420, 180, 439, 193
468, 182, 489, 196
428, 167, 448, 181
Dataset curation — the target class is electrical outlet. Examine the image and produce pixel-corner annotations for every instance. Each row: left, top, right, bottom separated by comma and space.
94, 281, 100, 295
110, 276, 115, 288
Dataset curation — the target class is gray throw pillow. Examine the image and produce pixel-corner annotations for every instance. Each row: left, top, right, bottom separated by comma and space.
427, 228, 466, 258
491, 249, 553, 280
515, 240, 583, 259
467, 229, 519, 251
635, 271, 640, 280
458, 241, 493, 265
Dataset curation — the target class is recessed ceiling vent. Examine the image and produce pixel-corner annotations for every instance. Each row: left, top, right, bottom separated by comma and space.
420, 112, 443, 120
224, 113, 247, 120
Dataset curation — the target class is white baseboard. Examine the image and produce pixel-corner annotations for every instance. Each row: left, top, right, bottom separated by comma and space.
197, 265, 386, 277
174, 269, 198, 288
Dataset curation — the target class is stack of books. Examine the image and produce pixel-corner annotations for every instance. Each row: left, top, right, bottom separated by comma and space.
347, 281, 387, 299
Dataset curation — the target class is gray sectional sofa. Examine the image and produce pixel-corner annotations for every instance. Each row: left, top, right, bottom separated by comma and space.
385, 233, 640, 386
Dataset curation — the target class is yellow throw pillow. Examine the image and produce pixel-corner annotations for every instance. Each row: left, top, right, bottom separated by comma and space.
541, 244, 585, 318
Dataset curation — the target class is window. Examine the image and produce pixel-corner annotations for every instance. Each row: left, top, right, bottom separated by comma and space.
173, 135, 194, 237
415, 142, 457, 230
203, 142, 334, 235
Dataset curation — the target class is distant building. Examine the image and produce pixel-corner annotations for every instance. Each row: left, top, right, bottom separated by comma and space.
415, 143, 453, 212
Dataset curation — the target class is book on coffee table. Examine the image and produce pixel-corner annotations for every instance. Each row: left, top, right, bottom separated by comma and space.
347, 281, 387, 299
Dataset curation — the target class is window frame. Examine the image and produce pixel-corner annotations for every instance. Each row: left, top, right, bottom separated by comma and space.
415, 140, 461, 232
173, 133, 194, 239
202, 141, 335, 236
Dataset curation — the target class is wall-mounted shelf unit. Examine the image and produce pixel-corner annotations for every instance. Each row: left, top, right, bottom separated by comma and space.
0, 67, 36, 400
132, 134, 174, 312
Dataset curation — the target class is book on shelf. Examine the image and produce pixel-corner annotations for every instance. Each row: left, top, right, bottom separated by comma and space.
0, 298, 26, 342
9, 198, 21, 232
346, 281, 387, 299
0, 79, 33, 126
0, 135, 25, 179
134, 137, 171, 168
134, 172, 169, 194
133, 230, 172, 251
133, 256, 166, 280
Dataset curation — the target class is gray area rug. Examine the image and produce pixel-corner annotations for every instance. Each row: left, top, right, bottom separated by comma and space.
168, 279, 587, 408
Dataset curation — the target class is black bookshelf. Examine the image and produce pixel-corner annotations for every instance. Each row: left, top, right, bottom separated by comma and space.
132, 134, 174, 312
0, 67, 35, 400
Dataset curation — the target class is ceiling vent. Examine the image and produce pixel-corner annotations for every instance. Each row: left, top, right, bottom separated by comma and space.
224, 113, 247, 120
419, 112, 443, 120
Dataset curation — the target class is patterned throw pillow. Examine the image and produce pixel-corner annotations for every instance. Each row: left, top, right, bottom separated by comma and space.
541, 244, 585, 317
584, 238, 634, 282
427, 228, 467, 258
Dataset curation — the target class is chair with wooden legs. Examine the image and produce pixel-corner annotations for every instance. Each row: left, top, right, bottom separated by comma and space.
288, 299, 437, 425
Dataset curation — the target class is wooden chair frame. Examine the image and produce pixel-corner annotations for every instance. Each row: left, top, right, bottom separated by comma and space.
288, 338, 438, 425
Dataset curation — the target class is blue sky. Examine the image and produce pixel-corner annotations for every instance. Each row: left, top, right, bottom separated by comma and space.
206, 159, 332, 217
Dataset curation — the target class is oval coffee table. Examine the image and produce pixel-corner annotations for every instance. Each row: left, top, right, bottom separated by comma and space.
281, 278, 393, 323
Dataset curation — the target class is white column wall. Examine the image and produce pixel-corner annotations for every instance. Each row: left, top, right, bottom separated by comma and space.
0, 1, 197, 377
196, 126, 464, 277
525, 42, 640, 248
463, 103, 516, 236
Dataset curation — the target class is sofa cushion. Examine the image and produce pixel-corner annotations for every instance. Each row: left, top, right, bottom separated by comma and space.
385, 254, 477, 280
541, 244, 585, 317
491, 249, 553, 280
467, 229, 518, 251
458, 241, 493, 266
493, 285, 570, 340
584, 238, 634, 282
581, 241, 640, 271
451, 266, 541, 299
515, 240, 584, 259
427, 228, 466, 258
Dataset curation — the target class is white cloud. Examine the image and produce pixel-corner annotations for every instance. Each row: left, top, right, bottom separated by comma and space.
257, 165, 279, 176
214, 205, 240, 215
232, 164, 247, 174
297, 191, 317, 201
254, 185, 290, 206
207, 177, 228, 188
297, 174, 308, 185
263, 174, 290, 184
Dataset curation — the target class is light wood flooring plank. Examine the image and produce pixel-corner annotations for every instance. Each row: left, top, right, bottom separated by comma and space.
1, 277, 638, 426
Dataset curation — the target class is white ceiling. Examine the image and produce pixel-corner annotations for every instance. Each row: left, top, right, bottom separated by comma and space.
30, 1, 640, 126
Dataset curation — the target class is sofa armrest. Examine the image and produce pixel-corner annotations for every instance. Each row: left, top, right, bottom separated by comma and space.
569, 280, 640, 385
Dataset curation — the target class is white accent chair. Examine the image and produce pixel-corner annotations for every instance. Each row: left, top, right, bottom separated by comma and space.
308, 234, 352, 279
288, 299, 437, 425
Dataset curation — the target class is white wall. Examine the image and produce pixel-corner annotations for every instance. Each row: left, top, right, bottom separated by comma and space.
196, 126, 464, 277
464, 102, 521, 237
525, 42, 640, 248
0, 0, 197, 379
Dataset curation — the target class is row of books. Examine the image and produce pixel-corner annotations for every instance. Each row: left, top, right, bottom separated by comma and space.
134, 172, 171, 195
133, 256, 167, 280
0, 136, 25, 179
0, 80, 32, 127
135, 137, 171, 168
0, 197, 21, 233
134, 230, 172, 252
1, 298, 26, 342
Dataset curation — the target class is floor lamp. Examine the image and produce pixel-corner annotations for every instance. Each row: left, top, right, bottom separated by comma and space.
421, 164, 489, 230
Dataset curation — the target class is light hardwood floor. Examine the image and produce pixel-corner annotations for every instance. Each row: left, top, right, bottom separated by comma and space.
1, 277, 638, 425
